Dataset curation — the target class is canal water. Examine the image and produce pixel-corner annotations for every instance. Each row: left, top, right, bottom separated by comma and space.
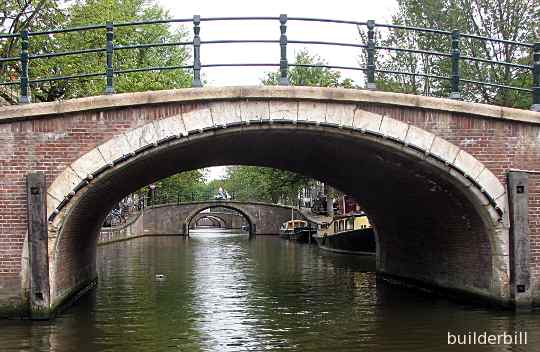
1, 230, 539, 351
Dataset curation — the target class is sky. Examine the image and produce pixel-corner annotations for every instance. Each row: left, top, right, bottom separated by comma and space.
156, 0, 398, 180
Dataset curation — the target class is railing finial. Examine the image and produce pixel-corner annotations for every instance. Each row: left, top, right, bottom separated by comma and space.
192, 15, 203, 87
279, 14, 290, 86
19, 30, 31, 104
532, 42, 540, 111
449, 30, 461, 100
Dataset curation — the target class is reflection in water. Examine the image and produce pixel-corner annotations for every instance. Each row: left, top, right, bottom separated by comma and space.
0, 232, 539, 352
190, 231, 264, 350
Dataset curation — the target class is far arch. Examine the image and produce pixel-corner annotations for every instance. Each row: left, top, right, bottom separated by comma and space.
192, 214, 227, 229
185, 205, 256, 236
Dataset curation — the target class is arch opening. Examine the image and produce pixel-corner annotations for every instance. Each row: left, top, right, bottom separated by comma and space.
193, 215, 225, 229
186, 206, 252, 235
46, 106, 510, 310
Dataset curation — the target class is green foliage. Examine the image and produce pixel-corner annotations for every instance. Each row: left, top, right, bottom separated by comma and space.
146, 170, 207, 200
263, 50, 355, 88
2, 0, 192, 103
220, 166, 310, 204
0, 1, 65, 103
362, 0, 538, 108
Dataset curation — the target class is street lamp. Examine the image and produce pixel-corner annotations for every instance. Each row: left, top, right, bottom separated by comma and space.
149, 183, 156, 206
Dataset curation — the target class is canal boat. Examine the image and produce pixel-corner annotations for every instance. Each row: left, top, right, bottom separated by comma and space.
313, 212, 375, 255
279, 220, 314, 243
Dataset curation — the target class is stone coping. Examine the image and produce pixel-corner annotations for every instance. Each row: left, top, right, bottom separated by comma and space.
1, 86, 539, 124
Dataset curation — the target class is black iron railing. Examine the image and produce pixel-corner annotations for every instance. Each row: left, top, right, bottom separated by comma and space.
149, 191, 235, 206
0, 15, 538, 110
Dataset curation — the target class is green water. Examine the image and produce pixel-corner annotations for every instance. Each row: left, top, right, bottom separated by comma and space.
1, 231, 539, 351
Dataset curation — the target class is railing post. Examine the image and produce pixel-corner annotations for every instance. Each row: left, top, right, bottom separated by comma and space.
279, 14, 289, 86
449, 30, 461, 100
366, 20, 376, 90
192, 15, 203, 87
19, 30, 30, 104
105, 22, 115, 94
532, 42, 540, 111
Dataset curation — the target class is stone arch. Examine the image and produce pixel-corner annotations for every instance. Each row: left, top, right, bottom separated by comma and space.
44, 98, 510, 311
192, 214, 226, 228
185, 205, 255, 236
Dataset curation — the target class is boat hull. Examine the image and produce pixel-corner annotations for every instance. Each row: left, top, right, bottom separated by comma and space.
280, 228, 313, 243
314, 228, 375, 255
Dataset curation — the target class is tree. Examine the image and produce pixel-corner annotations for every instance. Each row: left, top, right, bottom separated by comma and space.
2, 0, 192, 103
263, 50, 355, 88
221, 166, 310, 204
362, 0, 538, 108
154, 170, 207, 201
0, 0, 64, 104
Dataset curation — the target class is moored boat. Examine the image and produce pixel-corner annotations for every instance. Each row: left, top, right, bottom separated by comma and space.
279, 220, 314, 243
313, 212, 375, 255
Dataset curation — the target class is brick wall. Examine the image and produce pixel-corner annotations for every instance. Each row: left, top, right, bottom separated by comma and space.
528, 174, 540, 306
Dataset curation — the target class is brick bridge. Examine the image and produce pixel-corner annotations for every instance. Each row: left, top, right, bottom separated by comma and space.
1, 85, 540, 318
142, 200, 304, 236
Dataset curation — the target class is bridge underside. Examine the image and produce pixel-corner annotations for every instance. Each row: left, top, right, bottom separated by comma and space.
48, 124, 507, 315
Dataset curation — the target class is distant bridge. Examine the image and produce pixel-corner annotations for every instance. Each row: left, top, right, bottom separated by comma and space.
142, 200, 305, 236
97, 201, 305, 244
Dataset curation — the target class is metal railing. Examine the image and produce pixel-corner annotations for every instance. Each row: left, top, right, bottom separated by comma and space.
148, 191, 235, 206
0, 15, 538, 110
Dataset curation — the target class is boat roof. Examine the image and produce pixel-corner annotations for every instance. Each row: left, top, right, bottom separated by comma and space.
283, 219, 307, 224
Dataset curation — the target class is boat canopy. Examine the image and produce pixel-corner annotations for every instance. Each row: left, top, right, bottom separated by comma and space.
281, 220, 307, 230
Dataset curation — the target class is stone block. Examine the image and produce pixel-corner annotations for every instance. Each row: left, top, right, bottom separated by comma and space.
154, 115, 186, 139
405, 125, 435, 151
429, 137, 460, 163
379, 116, 409, 141
48, 167, 83, 201
495, 193, 508, 215
454, 150, 485, 179
70, 148, 107, 179
326, 103, 355, 127
125, 123, 158, 151
210, 101, 241, 126
182, 103, 213, 131
298, 101, 326, 123
353, 109, 383, 133
476, 168, 505, 200
269, 101, 297, 121
240, 101, 269, 121
97, 134, 132, 163
46, 193, 61, 218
